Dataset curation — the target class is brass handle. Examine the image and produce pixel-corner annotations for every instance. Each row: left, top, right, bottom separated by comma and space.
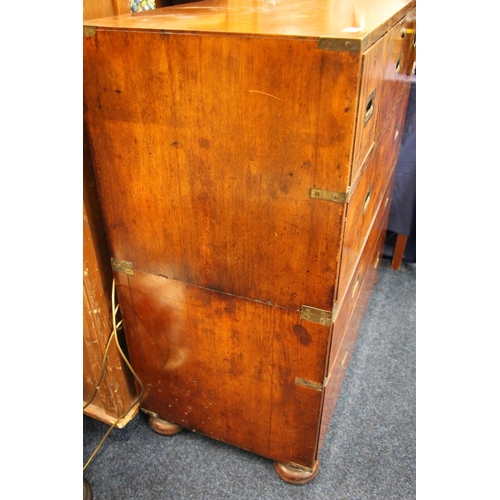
362, 183, 373, 216
364, 89, 376, 125
395, 53, 402, 74
401, 27, 407, 38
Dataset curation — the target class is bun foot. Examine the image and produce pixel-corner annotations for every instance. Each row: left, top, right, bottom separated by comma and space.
149, 415, 183, 435
274, 460, 320, 485
83, 478, 93, 500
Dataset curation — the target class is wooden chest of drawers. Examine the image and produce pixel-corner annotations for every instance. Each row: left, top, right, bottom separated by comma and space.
83, 0, 416, 483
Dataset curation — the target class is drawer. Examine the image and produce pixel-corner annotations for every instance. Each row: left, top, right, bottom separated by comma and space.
400, 9, 417, 77
327, 171, 394, 379
317, 180, 392, 450
376, 9, 416, 138
351, 35, 386, 182
337, 101, 405, 304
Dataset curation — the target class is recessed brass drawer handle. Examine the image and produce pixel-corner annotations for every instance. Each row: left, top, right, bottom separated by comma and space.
362, 183, 373, 216
395, 53, 401, 74
364, 89, 376, 125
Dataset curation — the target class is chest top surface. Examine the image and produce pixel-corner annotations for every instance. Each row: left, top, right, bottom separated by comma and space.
84, 0, 415, 50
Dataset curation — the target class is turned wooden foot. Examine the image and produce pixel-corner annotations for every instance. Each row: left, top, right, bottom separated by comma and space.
149, 415, 183, 436
274, 460, 320, 485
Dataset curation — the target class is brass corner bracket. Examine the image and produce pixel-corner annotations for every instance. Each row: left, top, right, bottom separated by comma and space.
300, 305, 333, 326
318, 37, 362, 52
83, 26, 96, 37
111, 258, 135, 276
310, 188, 349, 204
295, 377, 324, 392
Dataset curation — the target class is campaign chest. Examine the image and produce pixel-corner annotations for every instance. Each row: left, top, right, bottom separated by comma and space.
83, 0, 416, 483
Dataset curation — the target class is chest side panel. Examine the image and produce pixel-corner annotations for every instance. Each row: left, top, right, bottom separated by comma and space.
114, 270, 330, 468
84, 31, 359, 312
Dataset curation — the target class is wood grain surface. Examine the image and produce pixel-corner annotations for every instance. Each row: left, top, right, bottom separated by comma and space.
83, 0, 416, 474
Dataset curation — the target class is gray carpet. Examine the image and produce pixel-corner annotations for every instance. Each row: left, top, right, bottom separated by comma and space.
83, 257, 416, 499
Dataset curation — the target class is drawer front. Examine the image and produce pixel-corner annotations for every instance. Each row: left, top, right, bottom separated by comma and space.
400, 9, 417, 77
328, 171, 394, 379
351, 35, 386, 182
337, 100, 406, 303
377, 9, 416, 138
317, 179, 393, 451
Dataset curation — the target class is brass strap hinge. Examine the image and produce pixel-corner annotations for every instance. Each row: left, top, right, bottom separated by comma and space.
83, 26, 96, 37
111, 258, 135, 276
310, 188, 349, 204
300, 305, 333, 326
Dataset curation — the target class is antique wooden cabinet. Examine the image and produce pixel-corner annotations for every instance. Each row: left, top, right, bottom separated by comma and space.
83, 0, 416, 483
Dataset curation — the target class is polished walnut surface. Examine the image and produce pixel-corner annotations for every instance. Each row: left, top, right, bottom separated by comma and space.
84, 0, 414, 47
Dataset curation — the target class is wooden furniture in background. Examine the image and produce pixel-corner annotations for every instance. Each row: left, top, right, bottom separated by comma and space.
84, 0, 416, 482
392, 233, 409, 269
83, 0, 140, 427
83, 0, 130, 22
387, 76, 416, 270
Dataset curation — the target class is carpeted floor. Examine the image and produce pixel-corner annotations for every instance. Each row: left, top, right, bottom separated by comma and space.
83, 257, 416, 499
